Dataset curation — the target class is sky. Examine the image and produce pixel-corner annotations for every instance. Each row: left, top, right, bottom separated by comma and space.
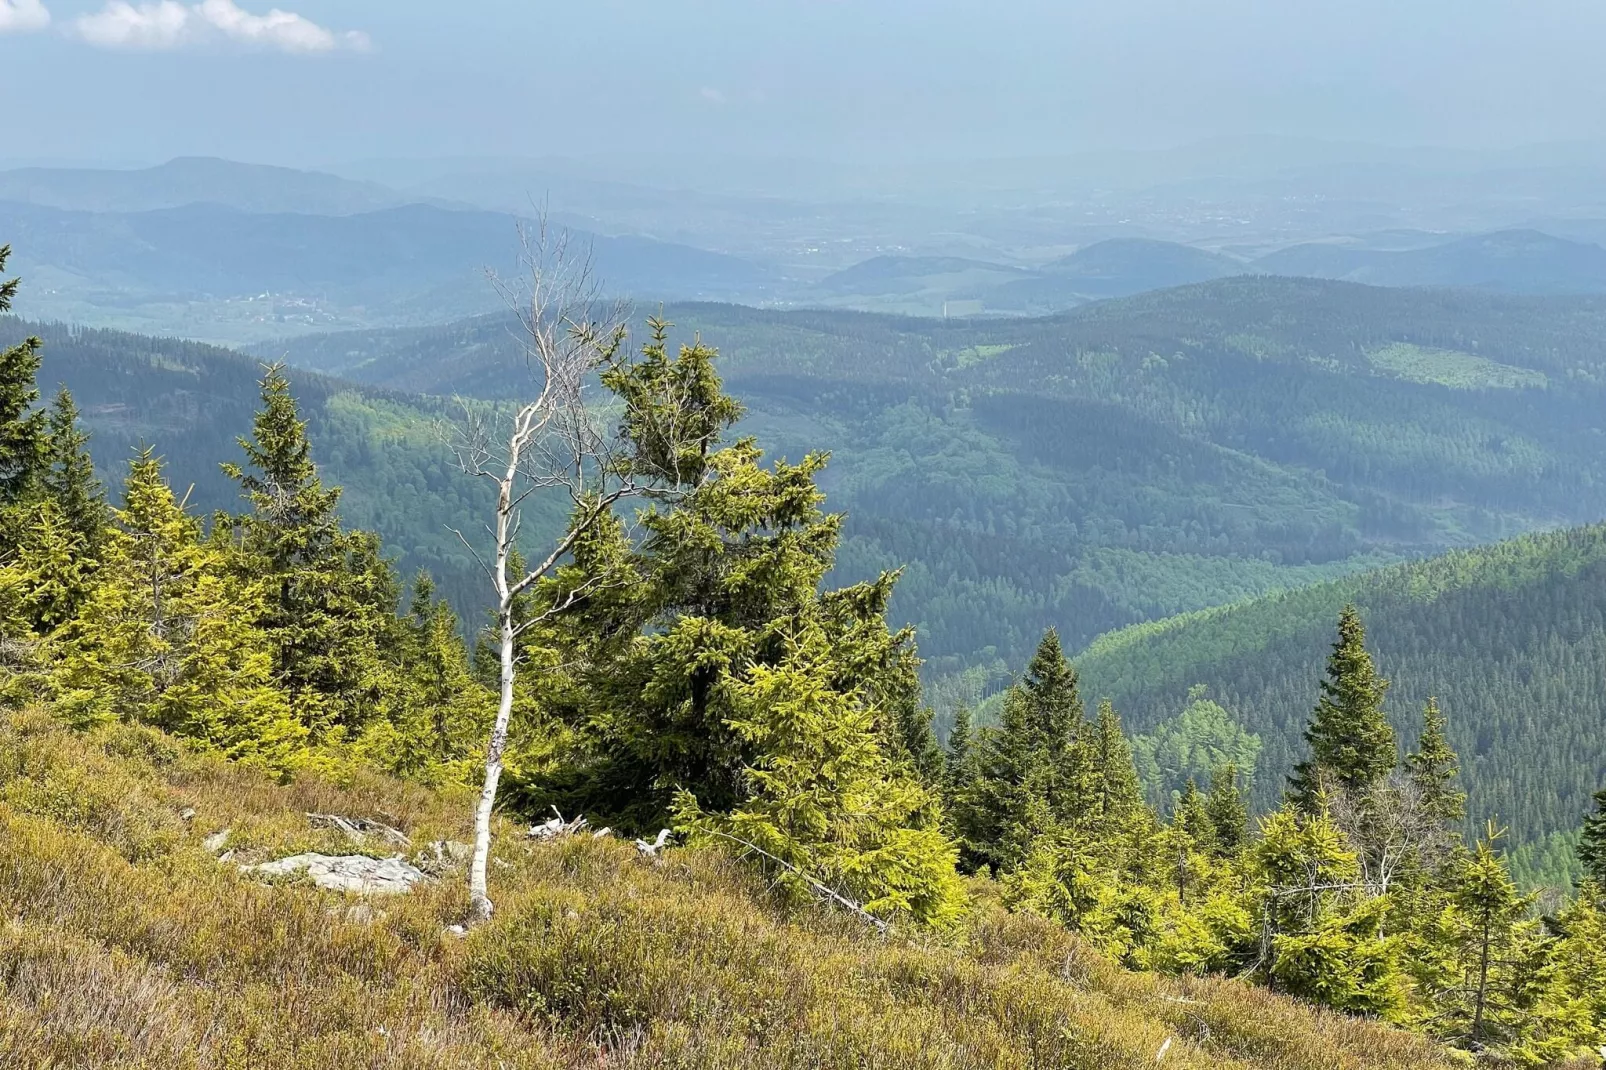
5, 0, 1606, 173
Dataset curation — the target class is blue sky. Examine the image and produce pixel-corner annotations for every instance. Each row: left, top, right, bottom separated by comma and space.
5, 1, 1606, 170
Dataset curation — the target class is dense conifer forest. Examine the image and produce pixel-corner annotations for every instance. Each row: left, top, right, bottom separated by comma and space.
1075, 525, 1606, 884
268, 278, 1606, 685
3, 242, 1605, 1066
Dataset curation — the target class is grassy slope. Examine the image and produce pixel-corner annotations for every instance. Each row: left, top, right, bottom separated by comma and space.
1074, 522, 1606, 864
0, 710, 1459, 1070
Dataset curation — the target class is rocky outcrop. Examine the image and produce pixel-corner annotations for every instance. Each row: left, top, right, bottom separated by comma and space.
243, 853, 427, 895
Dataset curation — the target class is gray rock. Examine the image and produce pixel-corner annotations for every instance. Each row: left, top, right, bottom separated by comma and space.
202, 828, 231, 853
244, 853, 428, 895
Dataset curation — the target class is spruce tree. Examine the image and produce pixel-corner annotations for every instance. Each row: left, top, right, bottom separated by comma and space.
676, 621, 966, 928
1205, 763, 1249, 855
9, 501, 90, 634
1251, 806, 1406, 1018
1407, 697, 1465, 825
945, 703, 973, 788
222, 364, 400, 739
1289, 605, 1395, 809
1020, 628, 1096, 827
885, 655, 944, 785
531, 332, 938, 845
1092, 699, 1144, 826
1174, 778, 1218, 854
41, 386, 108, 556
1580, 786, 1606, 886
1449, 837, 1535, 1047
0, 245, 47, 544
377, 572, 490, 782
52, 450, 306, 771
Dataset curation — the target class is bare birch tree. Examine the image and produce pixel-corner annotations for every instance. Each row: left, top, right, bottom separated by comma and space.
449, 219, 732, 920
449, 222, 639, 921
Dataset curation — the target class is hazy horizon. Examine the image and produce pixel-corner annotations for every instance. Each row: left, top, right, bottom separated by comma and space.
9, 0, 1606, 177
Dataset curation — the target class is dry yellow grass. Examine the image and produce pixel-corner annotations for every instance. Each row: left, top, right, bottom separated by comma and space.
0, 709, 1465, 1069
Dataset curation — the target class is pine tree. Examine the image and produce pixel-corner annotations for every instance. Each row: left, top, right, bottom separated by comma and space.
0, 245, 47, 528
1580, 786, 1606, 886
41, 386, 107, 557
222, 364, 400, 739
1205, 763, 1250, 856
1289, 605, 1395, 809
1407, 697, 1465, 825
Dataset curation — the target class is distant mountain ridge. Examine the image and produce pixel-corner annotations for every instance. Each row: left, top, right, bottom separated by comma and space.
0, 198, 779, 342
1255, 228, 1606, 293
805, 229, 1606, 315
0, 157, 420, 216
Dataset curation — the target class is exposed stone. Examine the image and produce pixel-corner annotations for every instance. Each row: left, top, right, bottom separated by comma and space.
202, 828, 231, 853
244, 853, 428, 895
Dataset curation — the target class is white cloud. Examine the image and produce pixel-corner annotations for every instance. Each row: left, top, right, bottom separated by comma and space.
699, 87, 726, 105
74, 0, 369, 53
0, 0, 51, 33
76, 1, 187, 48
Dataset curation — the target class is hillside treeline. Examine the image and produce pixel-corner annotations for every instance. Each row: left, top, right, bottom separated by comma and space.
4, 247, 1606, 1066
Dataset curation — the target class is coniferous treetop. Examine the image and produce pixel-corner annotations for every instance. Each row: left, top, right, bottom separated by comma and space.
43, 387, 107, 554
1581, 786, 1606, 885
0, 246, 46, 512
1021, 627, 1082, 746
1290, 604, 1396, 806
221, 363, 342, 548
1407, 697, 1466, 825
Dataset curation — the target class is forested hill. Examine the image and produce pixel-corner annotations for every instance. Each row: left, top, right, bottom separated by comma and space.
1075, 522, 1606, 880
268, 276, 1606, 687
0, 318, 498, 612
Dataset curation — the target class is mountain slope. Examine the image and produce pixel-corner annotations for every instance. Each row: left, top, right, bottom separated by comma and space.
0, 200, 778, 342
1037, 237, 1244, 292
0, 157, 416, 215
0, 318, 508, 614
1076, 522, 1606, 861
264, 277, 1606, 686
810, 256, 1032, 311
1257, 228, 1606, 293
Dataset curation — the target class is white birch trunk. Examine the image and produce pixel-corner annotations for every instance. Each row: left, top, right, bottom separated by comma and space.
469, 454, 521, 921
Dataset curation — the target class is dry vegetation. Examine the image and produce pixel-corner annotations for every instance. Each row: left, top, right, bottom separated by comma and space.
0, 709, 1469, 1070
